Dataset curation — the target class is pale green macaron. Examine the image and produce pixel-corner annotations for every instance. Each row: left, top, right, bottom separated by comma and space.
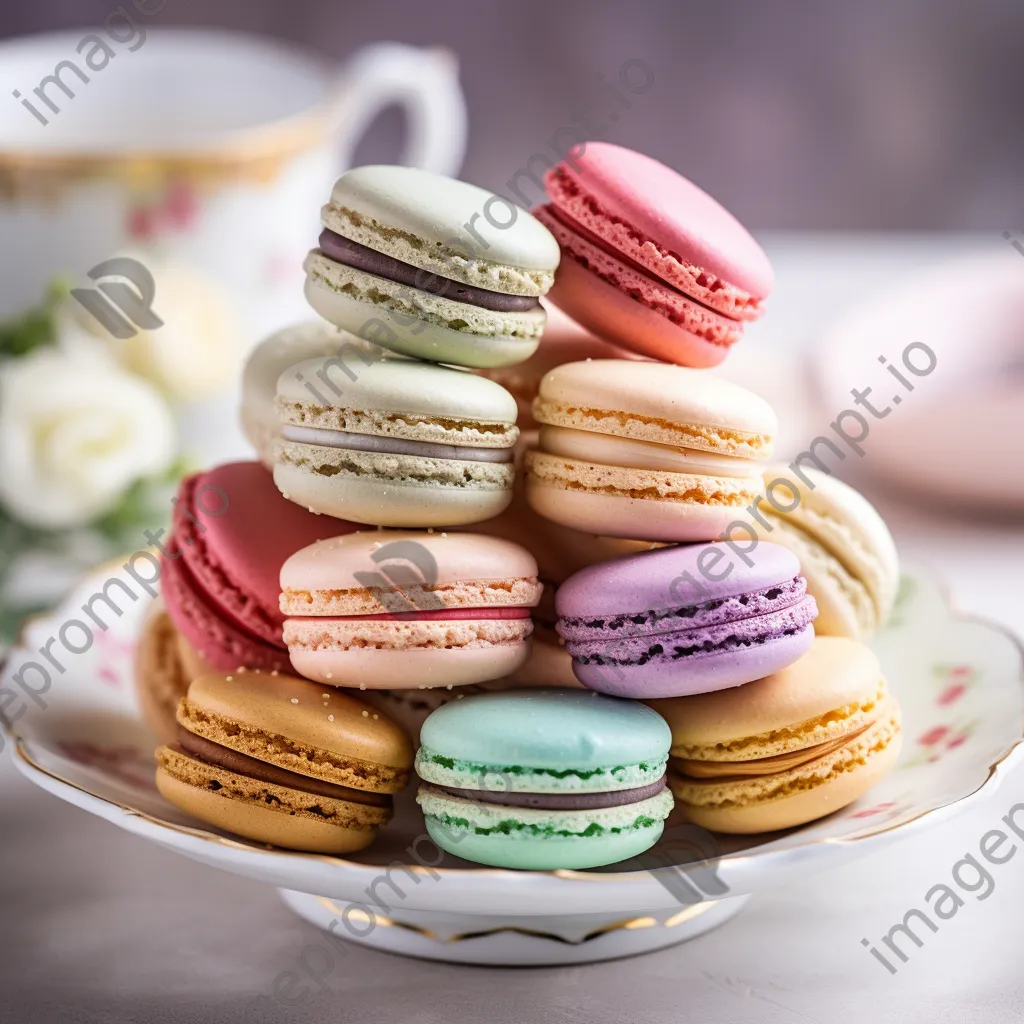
304, 165, 561, 368
415, 689, 673, 870
273, 351, 519, 526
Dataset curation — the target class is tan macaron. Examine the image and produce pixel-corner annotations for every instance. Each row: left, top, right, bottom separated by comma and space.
135, 606, 215, 743
156, 671, 413, 853
651, 637, 901, 834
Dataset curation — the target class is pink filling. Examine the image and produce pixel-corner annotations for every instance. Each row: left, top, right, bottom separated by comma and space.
299, 607, 534, 623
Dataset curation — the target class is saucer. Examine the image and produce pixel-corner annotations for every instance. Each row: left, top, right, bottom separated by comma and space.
2, 563, 1021, 964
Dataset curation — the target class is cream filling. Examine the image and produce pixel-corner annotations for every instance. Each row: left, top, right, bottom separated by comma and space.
281, 424, 515, 463
538, 425, 761, 478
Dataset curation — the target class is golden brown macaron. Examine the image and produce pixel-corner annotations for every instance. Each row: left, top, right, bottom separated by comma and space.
650, 637, 901, 834
135, 606, 216, 743
156, 671, 413, 854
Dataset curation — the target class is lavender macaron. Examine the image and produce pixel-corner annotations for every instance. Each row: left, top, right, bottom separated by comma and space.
555, 542, 817, 698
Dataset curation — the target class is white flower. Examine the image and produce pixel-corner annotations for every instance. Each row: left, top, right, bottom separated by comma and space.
66, 256, 239, 402
0, 349, 176, 529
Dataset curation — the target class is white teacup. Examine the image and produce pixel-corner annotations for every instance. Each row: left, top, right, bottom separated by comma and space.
0, 27, 467, 333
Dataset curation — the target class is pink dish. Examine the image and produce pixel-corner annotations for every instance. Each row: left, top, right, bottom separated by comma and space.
534, 142, 773, 367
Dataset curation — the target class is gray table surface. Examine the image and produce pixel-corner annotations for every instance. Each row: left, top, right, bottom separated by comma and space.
3, 234, 1023, 1022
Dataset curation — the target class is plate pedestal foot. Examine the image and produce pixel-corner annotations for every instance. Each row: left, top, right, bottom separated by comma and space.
278, 888, 751, 965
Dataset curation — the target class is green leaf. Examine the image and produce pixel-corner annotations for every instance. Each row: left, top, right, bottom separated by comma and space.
0, 279, 69, 360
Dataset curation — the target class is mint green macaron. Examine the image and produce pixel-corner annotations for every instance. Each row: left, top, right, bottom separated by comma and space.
415, 689, 673, 870
304, 165, 561, 369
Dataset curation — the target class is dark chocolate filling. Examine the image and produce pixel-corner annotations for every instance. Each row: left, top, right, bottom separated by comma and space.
176, 728, 390, 807
421, 777, 666, 810
318, 229, 541, 313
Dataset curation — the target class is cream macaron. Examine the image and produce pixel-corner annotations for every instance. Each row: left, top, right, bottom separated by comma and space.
526, 359, 775, 541
652, 637, 902, 834
281, 530, 542, 690
273, 353, 520, 526
747, 465, 900, 638
240, 321, 377, 467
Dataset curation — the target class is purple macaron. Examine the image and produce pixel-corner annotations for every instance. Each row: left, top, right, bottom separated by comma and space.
555, 542, 818, 698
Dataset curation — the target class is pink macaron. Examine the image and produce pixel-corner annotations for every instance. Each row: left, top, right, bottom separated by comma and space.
161, 461, 351, 672
280, 530, 542, 690
534, 142, 773, 367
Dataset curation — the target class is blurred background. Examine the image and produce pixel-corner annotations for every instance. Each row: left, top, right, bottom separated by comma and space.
0, 0, 1021, 637
4, 0, 1024, 227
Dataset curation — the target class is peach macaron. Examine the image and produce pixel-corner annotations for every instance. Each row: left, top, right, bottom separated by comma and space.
281, 530, 542, 690
526, 359, 775, 541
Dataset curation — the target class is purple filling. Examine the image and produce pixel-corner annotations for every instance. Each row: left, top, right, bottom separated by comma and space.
318, 229, 540, 313
421, 777, 667, 811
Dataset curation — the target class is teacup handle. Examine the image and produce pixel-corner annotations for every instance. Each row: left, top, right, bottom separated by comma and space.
331, 43, 467, 177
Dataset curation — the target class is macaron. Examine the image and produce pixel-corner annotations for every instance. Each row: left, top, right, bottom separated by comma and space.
415, 689, 674, 870
533, 142, 773, 367
304, 165, 561, 368
747, 465, 900, 639
526, 359, 775, 540
280, 531, 542, 690
156, 671, 412, 853
653, 637, 902, 834
161, 461, 346, 673
556, 542, 818, 698
475, 303, 634, 430
134, 604, 215, 743
274, 354, 519, 526
240, 320, 374, 467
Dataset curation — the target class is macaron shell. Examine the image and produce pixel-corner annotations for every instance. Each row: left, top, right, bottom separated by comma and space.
671, 708, 901, 834
572, 623, 815, 699
750, 513, 874, 638
418, 688, 671, 775
240, 321, 359, 467
556, 541, 803, 617
536, 208, 739, 367
525, 463, 758, 542
533, 359, 776, 455
278, 352, 520, 429
160, 553, 291, 674
134, 606, 213, 743
547, 142, 773, 307
280, 530, 539, 610
155, 767, 380, 854
288, 638, 532, 691
180, 672, 413, 778
755, 465, 900, 638
322, 165, 561, 293
419, 789, 671, 870
304, 252, 545, 368
273, 448, 514, 528
652, 637, 887, 760
174, 462, 343, 647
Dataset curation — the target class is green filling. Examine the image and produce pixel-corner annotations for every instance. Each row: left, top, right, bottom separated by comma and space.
424, 753, 656, 779
429, 812, 661, 839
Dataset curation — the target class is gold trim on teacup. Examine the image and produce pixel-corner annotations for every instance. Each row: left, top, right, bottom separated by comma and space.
0, 109, 332, 202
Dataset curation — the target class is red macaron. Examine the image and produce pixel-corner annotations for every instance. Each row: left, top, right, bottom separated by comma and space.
161, 461, 352, 672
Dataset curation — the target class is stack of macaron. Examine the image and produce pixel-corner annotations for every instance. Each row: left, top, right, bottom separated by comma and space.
143, 146, 903, 866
